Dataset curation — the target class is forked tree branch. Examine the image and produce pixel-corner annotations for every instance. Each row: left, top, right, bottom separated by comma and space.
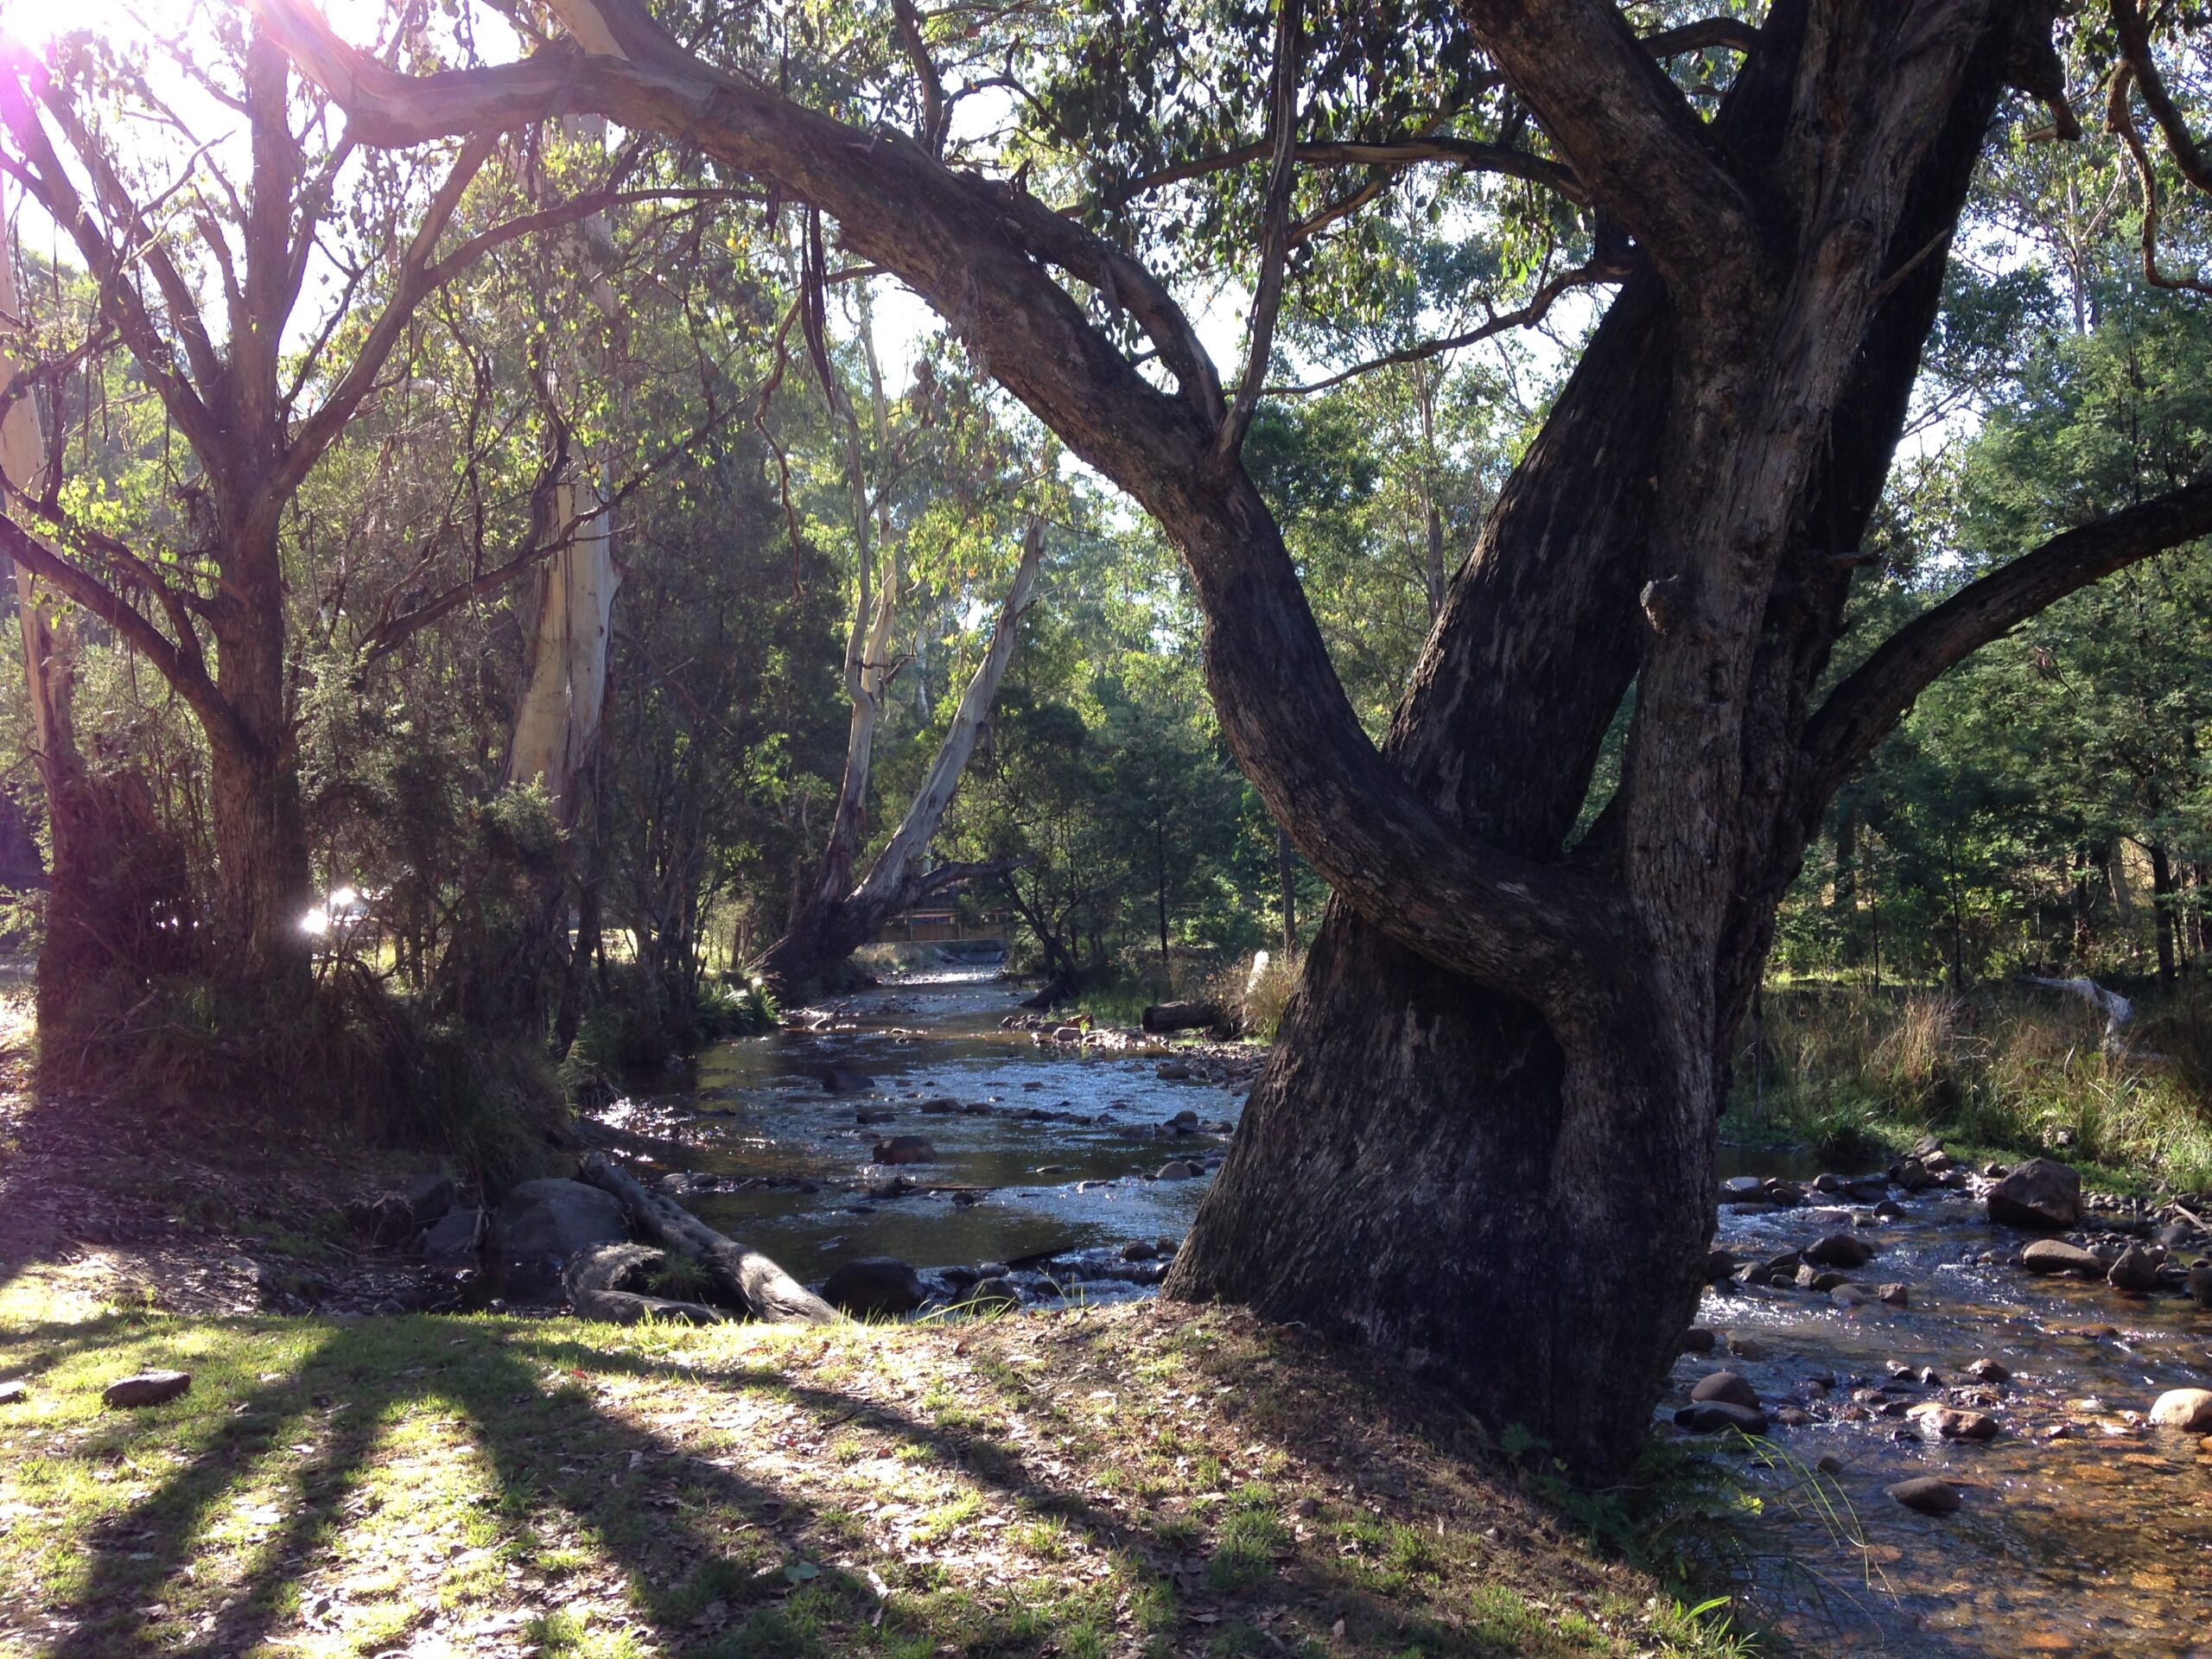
1798, 476, 2212, 810
1454, 0, 1760, 294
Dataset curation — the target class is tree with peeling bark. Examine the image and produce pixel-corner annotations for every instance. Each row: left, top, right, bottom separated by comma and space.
249, 0, 2212, 1478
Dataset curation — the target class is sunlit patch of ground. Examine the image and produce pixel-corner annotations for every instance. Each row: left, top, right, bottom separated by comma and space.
0, 1281, 1755, 1658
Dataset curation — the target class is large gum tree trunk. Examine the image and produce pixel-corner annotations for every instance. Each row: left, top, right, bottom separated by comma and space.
1169, 3, 2018, 1480
268, 0, 2190, 1491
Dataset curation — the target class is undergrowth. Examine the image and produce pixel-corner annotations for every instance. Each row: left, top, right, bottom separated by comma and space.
1724, 983, 2212, 1189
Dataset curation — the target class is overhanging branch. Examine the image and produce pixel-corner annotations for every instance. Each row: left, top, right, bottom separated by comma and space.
1798, 477, 2212, 810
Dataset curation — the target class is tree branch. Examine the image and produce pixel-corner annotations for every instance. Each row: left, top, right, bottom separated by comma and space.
1798, 477, 2212, 810
251, 0, 1651, 1020
1269, 257, 1626, 395
2109, 0, 2212, 193
1454, 0, 1759, 296
1216, 0, 1301, 463
1114, 134, 1584, 207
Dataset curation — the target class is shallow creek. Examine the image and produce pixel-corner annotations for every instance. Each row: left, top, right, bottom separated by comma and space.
597, 967, 2212, 1657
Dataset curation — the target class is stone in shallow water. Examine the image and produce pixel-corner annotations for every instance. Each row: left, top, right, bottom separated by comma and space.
1886, 1476, 1961, 1514
2020, 1239, 2103, 1276
1690, 1371, 1759, 1409
1988, 1158, 2082, 1230
1675, 1400, 1768, 1436
2149, 1389, 2212, 1432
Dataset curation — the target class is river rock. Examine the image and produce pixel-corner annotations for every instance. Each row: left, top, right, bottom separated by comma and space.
1889, 1157, 1934, 1192
2107, 1243, 2159, 1293
2150, 1389, 2212, 1431
103, 1370, 191, 1409
1988, 1158, 2082, 1230
1967, 1357, 2012, 1384
855, 1104, 896, 1125
1887, 1476, 1961, 1514
822, 1256, 927, 1317
421, 1207, 484, 1265
918, 1096, 960, 1114
1909, 1403, 1999, 1441
1690, 1371, 1760, 1409
1805, 1232, 1873, 1269
821, 1066, 871, 1095
1846, 1175, 1891, 1203
1154, 1160, 1199, 1180
1831, 1284, 1872, 1308
1878, 1282, 1910, 1307
403, 1173, 457, 1227
1681, 1327, 1718, 1353
2020, 1239, 2104, 1276
873, 1136, 937, 1165
489, 1179, 628, 1262
963, 1276, 1022, 1311
1121, 1239, 1158, 1262
0, 1380, 24, 1405
2188, 1261, 2212, 1305
1674, 1400, 1768, 1435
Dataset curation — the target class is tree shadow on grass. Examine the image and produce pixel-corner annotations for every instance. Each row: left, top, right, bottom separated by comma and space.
22, 1309, 1632, 1659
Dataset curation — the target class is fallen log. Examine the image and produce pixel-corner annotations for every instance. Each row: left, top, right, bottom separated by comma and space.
1141, 1000, 1227, 1034
565, 1243, 731, 1325
579, 1152, 837, 1323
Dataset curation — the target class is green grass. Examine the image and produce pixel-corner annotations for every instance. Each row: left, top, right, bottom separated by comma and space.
1724, 983, 2212, 1190
0, 1272, 1765, 1658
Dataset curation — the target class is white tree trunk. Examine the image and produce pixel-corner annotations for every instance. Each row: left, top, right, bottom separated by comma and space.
853, 518, 1044, 909
506, 118, 620, 823
0, 193, 82, 829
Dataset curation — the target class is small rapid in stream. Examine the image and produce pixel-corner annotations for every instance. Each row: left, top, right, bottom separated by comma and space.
588, 964, 2212, 1657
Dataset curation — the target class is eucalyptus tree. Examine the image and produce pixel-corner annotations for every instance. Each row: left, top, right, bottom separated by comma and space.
0, 16, 639, 998
751, 312, 1054, 995
265, 0, 2212, 1480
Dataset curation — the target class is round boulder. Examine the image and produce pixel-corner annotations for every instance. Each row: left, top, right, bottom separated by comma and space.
2149, 1389, 2212, 1432
1805, 1232, 1874, 1269
1674, 1400, 1768, 1436
822, 1255, 928, 1318
1690, 1371, 1759, 1410
489, 1179, 629, 1262
1987, 1158, 2082, 1230
2020, 1239, 2103, 1277
1887, 1476, 1961, 1515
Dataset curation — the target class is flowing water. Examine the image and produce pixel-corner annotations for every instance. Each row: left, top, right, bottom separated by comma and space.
594, 964, 2212, 1657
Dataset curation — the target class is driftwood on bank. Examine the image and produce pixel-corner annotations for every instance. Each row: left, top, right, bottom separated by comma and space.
1142, 1000, 1227, 1034
579, 1151, 837, 1323
564, 1242, 731, 1325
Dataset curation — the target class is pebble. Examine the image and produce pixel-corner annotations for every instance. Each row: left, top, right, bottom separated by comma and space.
2150, 1389, 2212, 1432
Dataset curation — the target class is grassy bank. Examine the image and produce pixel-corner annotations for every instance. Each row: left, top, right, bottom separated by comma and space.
1723, 983, 2212, 1191
0, 1263, 1757, 1659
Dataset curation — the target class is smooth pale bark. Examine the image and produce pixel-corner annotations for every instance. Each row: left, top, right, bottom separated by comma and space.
0, 205, 98, 1028
507, 118, 621, 823
753, 520, 1045, 994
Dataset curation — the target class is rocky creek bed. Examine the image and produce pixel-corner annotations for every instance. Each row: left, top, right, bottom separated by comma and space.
445, 966, 2210, 1656
12, 965, 2209, 1656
